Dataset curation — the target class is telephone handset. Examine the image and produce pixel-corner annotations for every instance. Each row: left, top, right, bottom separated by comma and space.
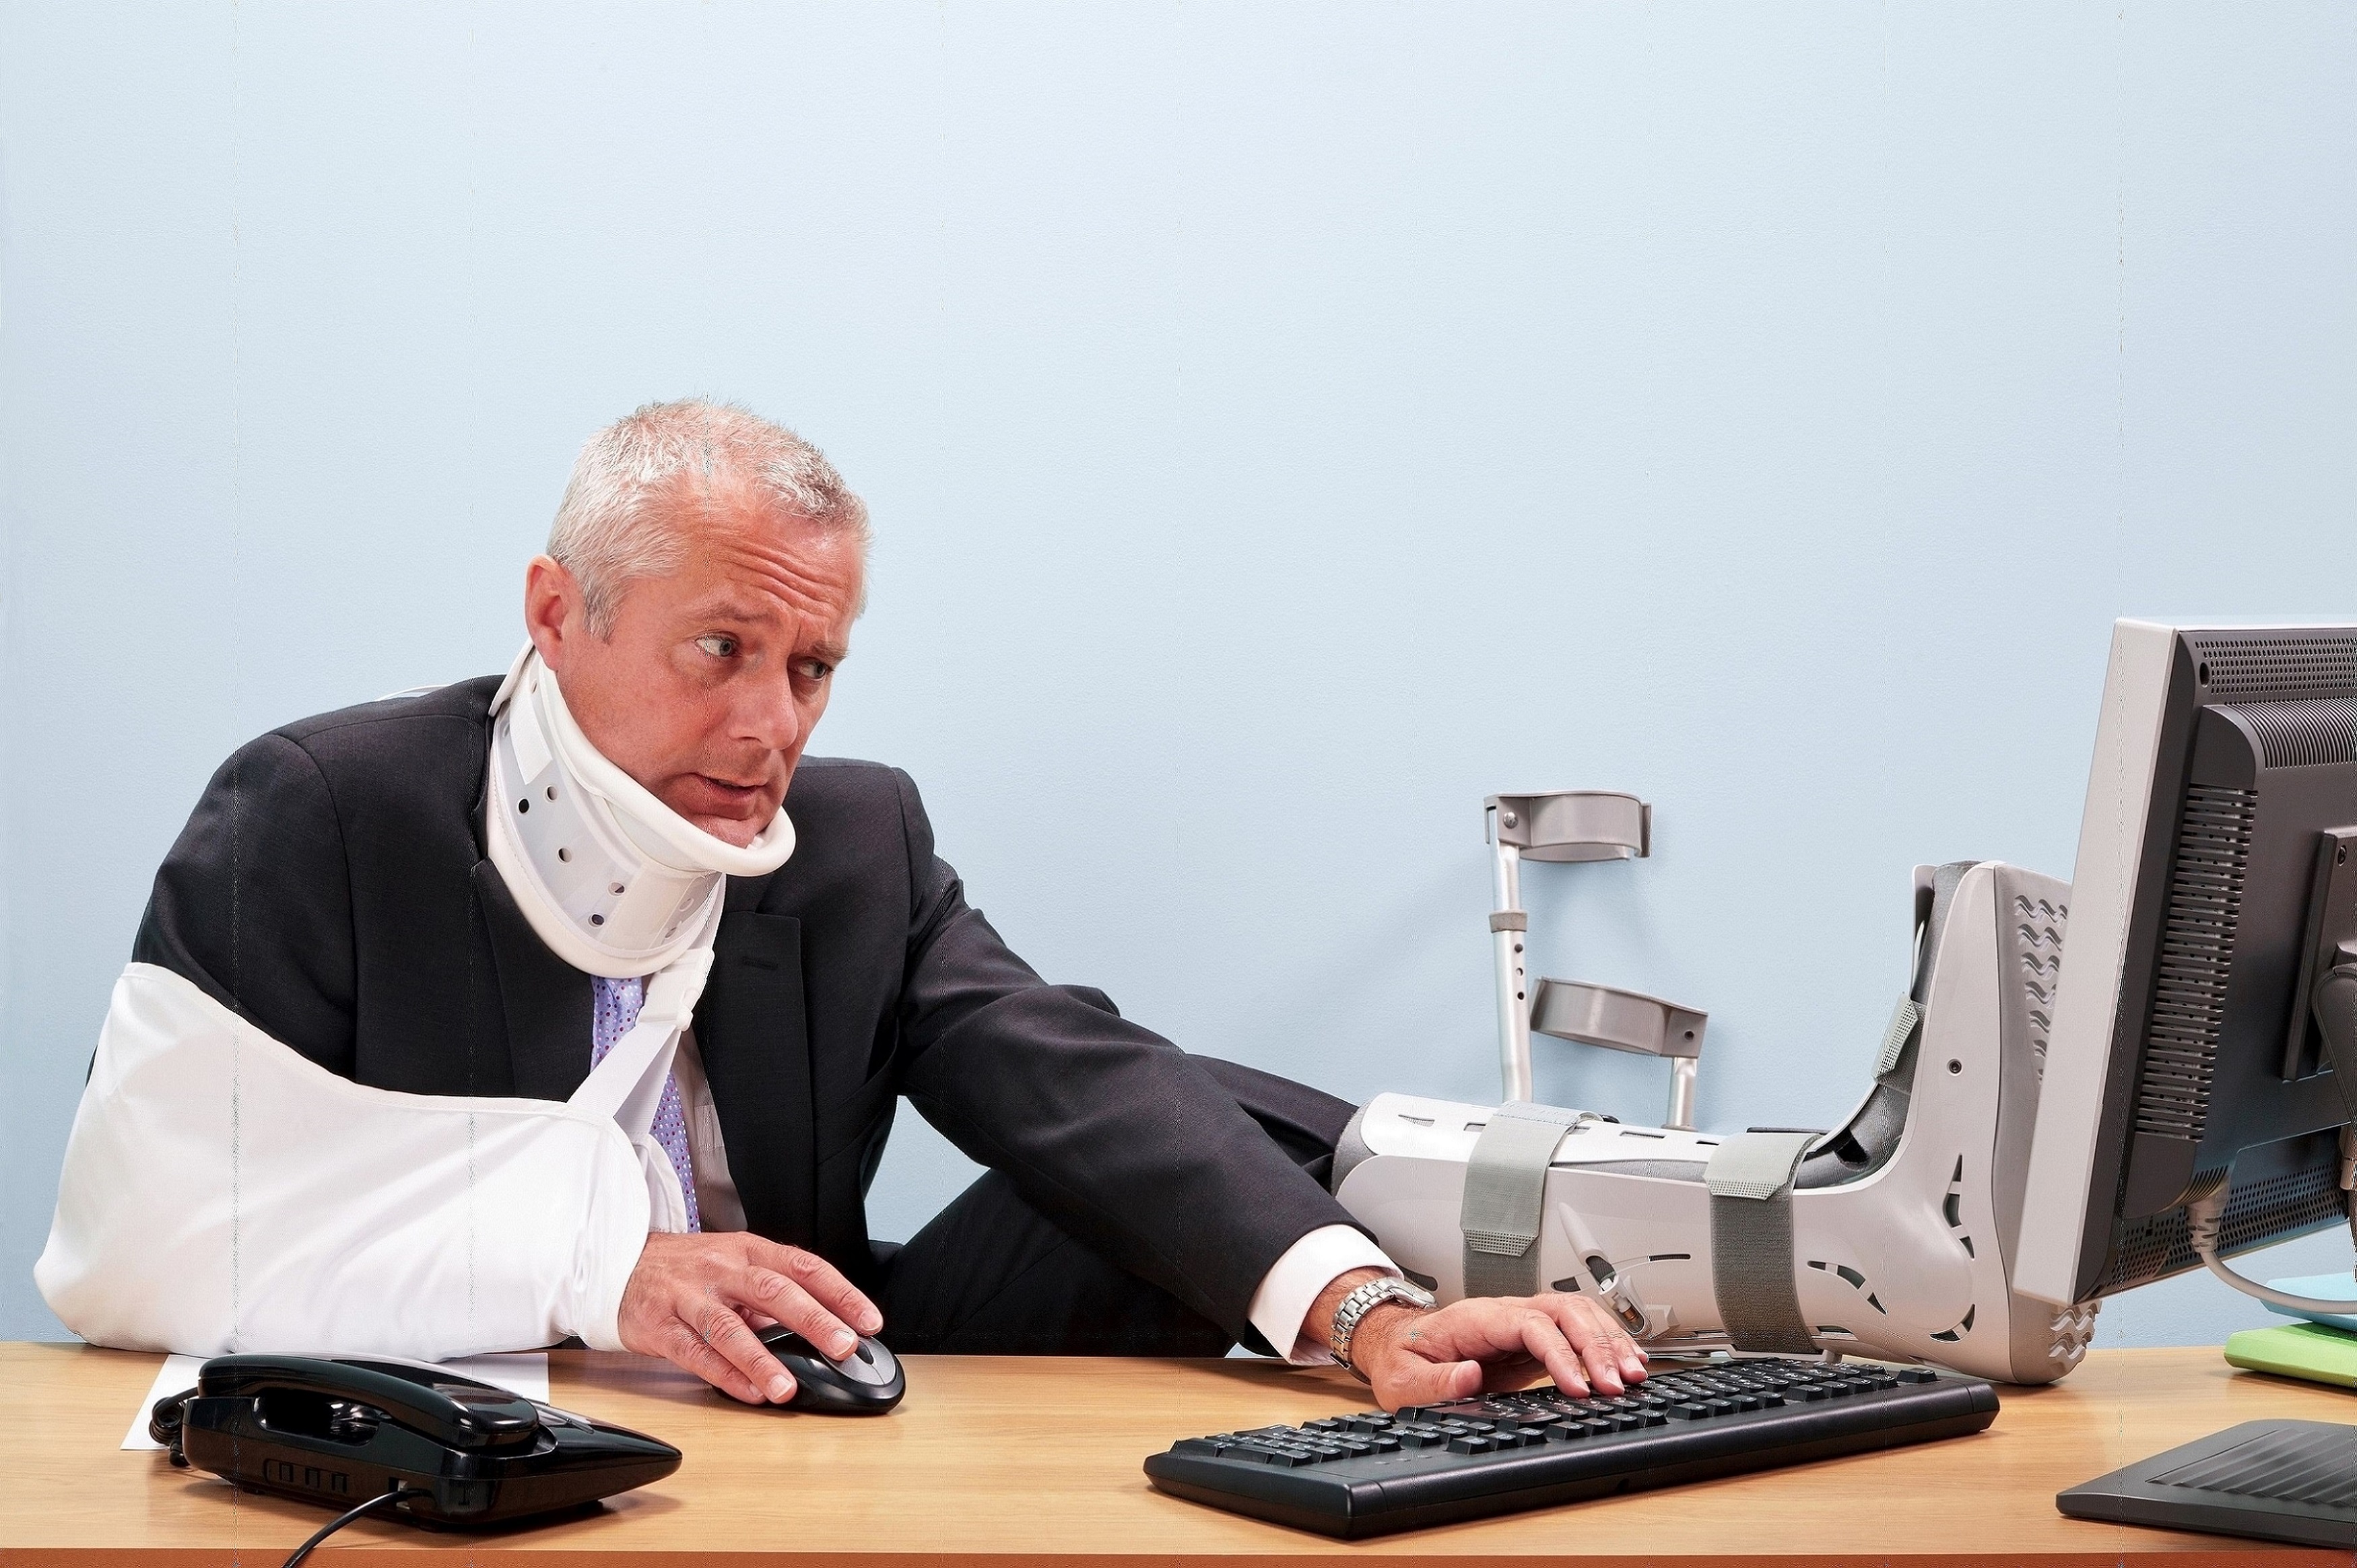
150, 1353, 679, 1548
173, 1355, 546, 1452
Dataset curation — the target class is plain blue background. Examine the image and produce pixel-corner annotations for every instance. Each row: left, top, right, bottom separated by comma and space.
3, 2, 2352, 1351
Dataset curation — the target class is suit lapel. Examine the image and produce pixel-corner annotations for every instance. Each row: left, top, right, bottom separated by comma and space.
471, 860, 595, 1101
698, 905, 818, 1248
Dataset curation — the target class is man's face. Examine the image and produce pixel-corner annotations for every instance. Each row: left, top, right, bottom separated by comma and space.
525, 483, 864, 847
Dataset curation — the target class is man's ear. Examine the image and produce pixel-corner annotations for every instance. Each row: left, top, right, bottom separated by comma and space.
523, 555, 580, 672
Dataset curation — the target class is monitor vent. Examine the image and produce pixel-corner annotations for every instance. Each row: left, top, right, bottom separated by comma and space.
2100, 1155, 2346, 1292
2188, 634, 2357, 702
2234, 699, 2357, 770
2132, 784, 2257, 1140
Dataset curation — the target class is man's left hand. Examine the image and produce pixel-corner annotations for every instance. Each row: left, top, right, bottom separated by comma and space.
1317, 1268, 1648, 1412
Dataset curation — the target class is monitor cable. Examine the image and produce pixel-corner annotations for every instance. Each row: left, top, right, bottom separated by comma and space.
280, 1485, 429, 1568
2194, 965, 2357, 1316
2185, 1124, 2357, 1318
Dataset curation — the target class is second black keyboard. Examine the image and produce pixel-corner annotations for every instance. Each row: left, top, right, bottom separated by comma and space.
1143, 1355, 1999, 1538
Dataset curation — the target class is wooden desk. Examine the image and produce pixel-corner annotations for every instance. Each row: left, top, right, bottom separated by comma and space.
3, 1341, 2352, 1565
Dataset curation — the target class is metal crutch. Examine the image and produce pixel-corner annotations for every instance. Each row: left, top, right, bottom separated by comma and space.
1487, 791, 1709, 1130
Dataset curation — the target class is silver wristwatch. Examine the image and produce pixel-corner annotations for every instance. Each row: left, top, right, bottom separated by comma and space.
1328, 1276, 1436, 1379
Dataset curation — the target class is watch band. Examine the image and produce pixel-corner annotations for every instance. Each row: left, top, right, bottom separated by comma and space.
1329, 1276, 1436, 1379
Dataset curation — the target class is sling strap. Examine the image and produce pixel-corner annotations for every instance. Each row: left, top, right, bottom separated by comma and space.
564, 900, 723, 1234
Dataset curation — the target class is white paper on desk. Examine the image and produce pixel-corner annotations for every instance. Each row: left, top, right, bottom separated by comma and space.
123, 1351, 551, 1451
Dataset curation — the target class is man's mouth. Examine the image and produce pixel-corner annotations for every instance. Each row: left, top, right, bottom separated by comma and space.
695, 774, 769, 805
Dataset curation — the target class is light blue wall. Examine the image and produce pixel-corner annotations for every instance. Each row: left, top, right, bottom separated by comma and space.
4, 2, 2353, 1350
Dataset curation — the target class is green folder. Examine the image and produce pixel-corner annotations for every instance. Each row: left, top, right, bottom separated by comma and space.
2224, 1321, 2357, 1389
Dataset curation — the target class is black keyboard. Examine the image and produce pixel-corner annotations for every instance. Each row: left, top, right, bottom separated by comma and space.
1143, 1355, 1999, 1538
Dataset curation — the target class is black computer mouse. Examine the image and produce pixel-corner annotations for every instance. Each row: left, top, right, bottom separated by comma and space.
749, 1325, 906, 1414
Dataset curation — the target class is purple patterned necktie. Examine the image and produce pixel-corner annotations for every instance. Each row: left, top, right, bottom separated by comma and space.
591, 974, 700, 1233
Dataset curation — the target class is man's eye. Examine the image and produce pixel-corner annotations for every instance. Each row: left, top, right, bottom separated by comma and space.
798, 658, 834, 682
695, 635, 738, 658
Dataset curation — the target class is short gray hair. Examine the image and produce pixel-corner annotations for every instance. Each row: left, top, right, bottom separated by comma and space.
547, 398, 870, 634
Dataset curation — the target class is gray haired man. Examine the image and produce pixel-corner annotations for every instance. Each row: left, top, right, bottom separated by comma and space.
43, 399, 1645, 1411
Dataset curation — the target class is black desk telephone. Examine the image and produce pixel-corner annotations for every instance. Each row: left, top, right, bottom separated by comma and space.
151, 1355, 680, 1561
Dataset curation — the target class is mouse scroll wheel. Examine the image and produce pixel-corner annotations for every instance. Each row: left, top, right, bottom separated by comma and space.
853, 1342, 873, 1365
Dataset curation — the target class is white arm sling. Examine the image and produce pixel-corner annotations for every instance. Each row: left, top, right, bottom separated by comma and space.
34, 939, 710, 1359
36, 650, 787, 1360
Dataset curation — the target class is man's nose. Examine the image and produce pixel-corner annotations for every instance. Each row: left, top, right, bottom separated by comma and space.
734, 669, 803, 755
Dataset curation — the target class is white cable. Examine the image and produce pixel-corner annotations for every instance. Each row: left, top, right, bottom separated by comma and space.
2186, 1190, 2357, 1316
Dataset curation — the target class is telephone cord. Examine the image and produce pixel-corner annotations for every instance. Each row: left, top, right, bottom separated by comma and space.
281, 1486, 430, 1568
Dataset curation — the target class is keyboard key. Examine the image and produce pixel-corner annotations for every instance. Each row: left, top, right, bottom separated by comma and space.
1542, 1422, 1589, 1441
1447, 1435, 1498, 1455
1668, 1404, 1711, 1421
1232, 1443, 1312, 1466
1896, 1367, 1937, 1384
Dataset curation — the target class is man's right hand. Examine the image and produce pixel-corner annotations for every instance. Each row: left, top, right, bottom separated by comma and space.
617, 1231, 884, 1404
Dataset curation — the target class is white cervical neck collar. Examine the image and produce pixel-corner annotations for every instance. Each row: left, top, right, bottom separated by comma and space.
484, 646, 795, 978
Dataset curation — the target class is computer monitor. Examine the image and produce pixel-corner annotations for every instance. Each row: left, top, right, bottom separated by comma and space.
2019, 619, 2357, 1309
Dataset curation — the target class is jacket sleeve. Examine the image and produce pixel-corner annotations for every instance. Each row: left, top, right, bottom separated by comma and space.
885, 770, 1363, 1345
132, 732, 360, 1075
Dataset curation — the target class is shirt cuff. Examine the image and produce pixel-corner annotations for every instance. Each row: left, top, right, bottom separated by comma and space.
1246, 1225, 1400, 1366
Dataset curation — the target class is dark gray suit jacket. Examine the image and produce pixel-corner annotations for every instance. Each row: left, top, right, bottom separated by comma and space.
132, 677, 1359, 1344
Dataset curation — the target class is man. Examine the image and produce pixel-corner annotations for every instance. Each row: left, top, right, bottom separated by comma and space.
40, 400, 1643, 1412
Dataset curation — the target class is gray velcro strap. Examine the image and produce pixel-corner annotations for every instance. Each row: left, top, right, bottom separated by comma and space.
1488, 911, 1529, 932
1460, 1101, 1581, 1298
1875, 997, 1922, 1078
1705, 1130, 1819, 1355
